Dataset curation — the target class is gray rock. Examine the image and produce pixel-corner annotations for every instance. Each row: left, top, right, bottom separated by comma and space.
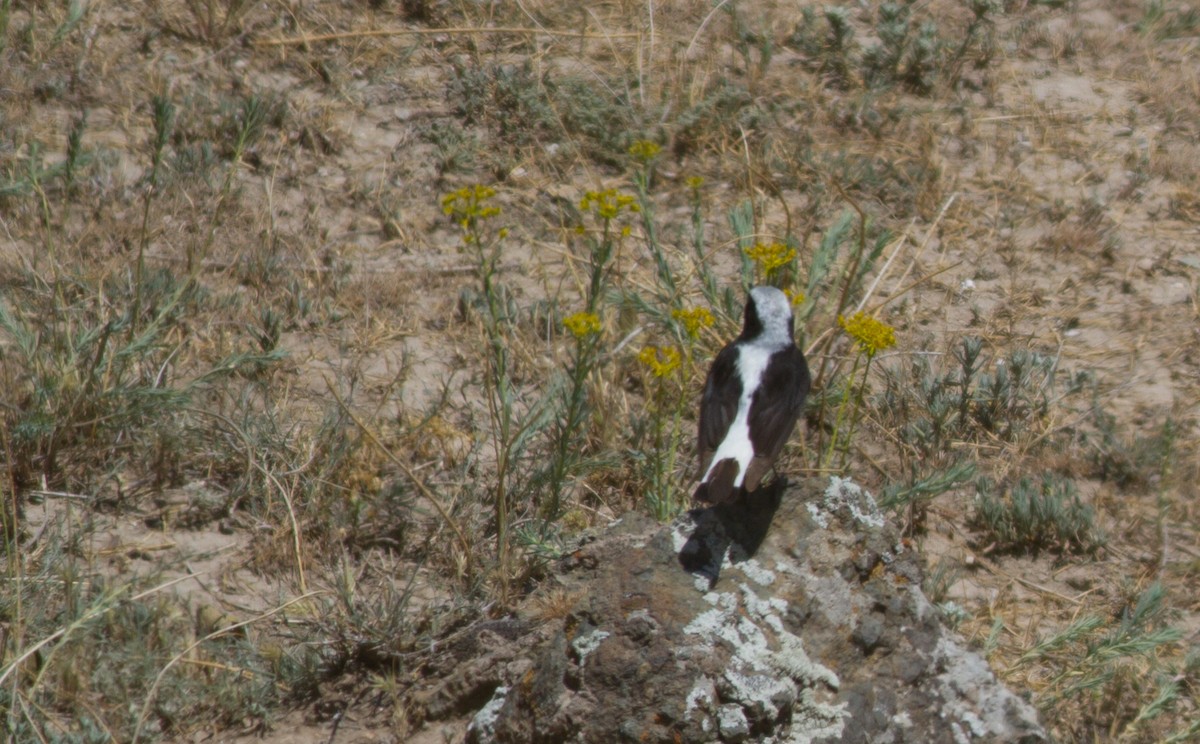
416, 477, 1045, 743
718, 703, 750, 741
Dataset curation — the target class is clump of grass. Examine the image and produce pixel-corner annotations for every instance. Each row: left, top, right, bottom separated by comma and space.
1136, 0, 1200, 40
1086, 405, 1179, 490
1010, 584, 1188, 741
159, 0, 253, 45
791, 6, 858, 89
872, 336, 1086, 522
0, 521, 278, 741
419, 120, 479, 177
0, 264, 282, 498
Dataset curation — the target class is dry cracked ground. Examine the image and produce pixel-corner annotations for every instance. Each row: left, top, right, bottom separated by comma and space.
1, 0, 1198, 741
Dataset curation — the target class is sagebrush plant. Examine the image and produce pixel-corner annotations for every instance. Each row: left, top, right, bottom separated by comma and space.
790, 0, 999, 93
972, 474, 1104, 555
873, 336, 1087, 520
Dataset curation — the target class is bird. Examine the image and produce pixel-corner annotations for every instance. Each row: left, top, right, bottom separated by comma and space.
693, 286, 811, 505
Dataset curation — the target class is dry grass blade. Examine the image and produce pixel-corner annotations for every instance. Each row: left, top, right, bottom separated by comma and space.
257, 25, 640, 47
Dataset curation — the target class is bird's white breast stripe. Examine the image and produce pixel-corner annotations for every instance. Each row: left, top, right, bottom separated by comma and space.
700, 343, 775, 488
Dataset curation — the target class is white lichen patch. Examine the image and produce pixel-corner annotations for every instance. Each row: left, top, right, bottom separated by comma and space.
723, 669, 794, 719
682, 583, 848, 743
772, 633, 839, 691
686, 675, 717, 714
718, 703, 751, 740
820, 476, 885, 528
788, 688, 852, 744
931, 634, 1042, 739
739, 582, 788, 634
806, 501, 829, 528
571, 628, 609, 666
467, 685, 509, 743
734, 557, 776, 586
702, 590, 738, 610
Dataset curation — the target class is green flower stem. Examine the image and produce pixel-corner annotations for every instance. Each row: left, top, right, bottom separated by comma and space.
543, 332, 599, 520
823, 352, 867, 471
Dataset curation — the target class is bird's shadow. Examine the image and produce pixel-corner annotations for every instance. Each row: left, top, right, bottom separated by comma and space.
677, 478, 785, 589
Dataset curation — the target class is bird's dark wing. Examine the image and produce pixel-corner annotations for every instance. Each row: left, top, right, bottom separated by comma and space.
697, 343, 742, 476
743, 346, 811, 491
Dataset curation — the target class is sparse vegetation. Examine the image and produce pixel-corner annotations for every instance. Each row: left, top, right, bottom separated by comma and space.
1, 0, 1196, 741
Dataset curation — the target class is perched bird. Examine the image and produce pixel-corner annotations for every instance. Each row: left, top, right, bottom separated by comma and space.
693, 286, 811, 505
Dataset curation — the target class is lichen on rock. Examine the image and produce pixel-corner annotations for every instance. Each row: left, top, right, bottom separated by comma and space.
411, 478, 1044, 743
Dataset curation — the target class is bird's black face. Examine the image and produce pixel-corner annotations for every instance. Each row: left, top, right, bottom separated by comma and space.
741, 295, 765, 340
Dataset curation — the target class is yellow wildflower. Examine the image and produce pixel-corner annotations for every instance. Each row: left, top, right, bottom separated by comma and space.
628, 139, 662, 163
441, 184, 500, 220
671, 307, 715, 339
838, 312, 897, 357
562, 311, 602, 339
785, 288, 806, 307
638, 345, 681, 378
580, 189, 640, 221
685, 176, 705, 190
744, 241, 797, 274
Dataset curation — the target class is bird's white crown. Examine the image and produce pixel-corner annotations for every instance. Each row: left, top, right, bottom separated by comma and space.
749, 286, 793, 345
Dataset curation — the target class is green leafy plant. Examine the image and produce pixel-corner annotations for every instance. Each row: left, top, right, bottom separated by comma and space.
972, 474, 1104, 555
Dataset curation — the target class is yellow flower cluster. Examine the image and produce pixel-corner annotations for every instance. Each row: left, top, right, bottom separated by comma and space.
562, 311, 602, 339
838, 312, 897, 357
637, 345, 681, 378
628, 139, 662, 163
580, 189, 640, 220
744, 241, 797, 274
671, 306, 715, 339
685, 176, 705, 190
441, 184, 501, 221
785, 288, 806, 306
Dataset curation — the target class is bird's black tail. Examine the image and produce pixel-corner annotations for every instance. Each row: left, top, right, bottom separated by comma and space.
693, 458, 740, 505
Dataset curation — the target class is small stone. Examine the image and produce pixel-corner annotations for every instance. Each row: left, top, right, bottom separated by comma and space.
718, 704, 750, 742
853, 614, 886, 655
